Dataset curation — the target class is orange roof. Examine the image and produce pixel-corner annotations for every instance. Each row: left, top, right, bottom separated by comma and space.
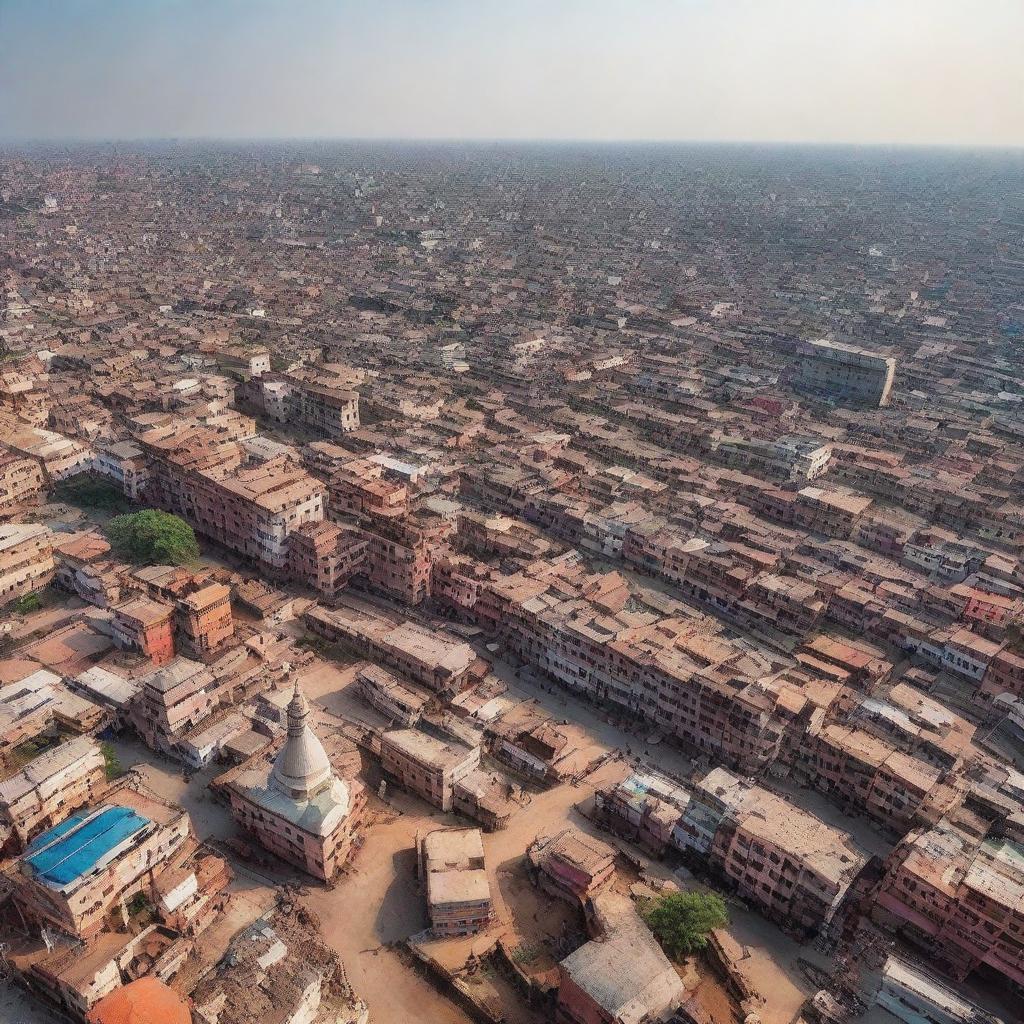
87, 978, 191, 1024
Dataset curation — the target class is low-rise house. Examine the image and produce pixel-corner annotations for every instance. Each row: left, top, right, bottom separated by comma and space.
20, 925, 192, 1021
484, 701, 589, 784
379, 728, 480, 811
0, 668, 107, 768
595, 770, 691, 855
529, 827, 616, 903
451, 768, 521, 831
305, 601, 480, 695
53, 531, 111, 592
556, 889, 685, 1024
87, 977, 192, 1024
70, 666, 140, 721
357, 663, 429, 726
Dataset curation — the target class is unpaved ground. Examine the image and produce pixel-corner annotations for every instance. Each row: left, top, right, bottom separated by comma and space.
494, 858, 581, 973
309, 754, 630, 1024
311, 792, 475, 1024
299, 657, 397, 730
722, 906, 826, 1024
6, 596, 86, 643
89, 651, 862, 1024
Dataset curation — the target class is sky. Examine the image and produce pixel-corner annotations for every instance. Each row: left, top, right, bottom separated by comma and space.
0, 0, 1021, 147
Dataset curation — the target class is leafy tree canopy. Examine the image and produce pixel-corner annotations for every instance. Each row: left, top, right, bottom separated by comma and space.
642, 890, 729, 959
105, 509, 200, 566
11, 592, 43, 614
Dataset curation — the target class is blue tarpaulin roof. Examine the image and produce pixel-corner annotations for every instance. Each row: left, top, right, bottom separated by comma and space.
26, 806, 150, 886
26, 809, 89, 853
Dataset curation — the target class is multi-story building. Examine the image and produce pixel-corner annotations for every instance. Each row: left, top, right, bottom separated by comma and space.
0, 736, 107, 852
674, 768, 868, 937
130, 565, 234, 657
800, 723, 950, 833
875, 821, 1024, 987
110, 596, 176, 665
129, 657, 223, 756
0, 369, 47, 425
419, 827, 492, 937
0, 523, 55, 605
379, 729, 480, 811
218, 683, 366, 881
92, 440, 150, 500
291, 377, 360, 436
139, 424, 324, 576
304, 601, 478, 694
240, 368, 360, 437
978, 643, 1024, 706
286, 520, 368, 599
357, 510, 452, 606
194, 457, 325, 576
327, 458, 408, 519
0, 419, 94, 482
794, 486, 874, 538
12, 788, 194, 939
796, 338, 896, 407
435, 555, 830, 774
714, 434, 833, 481
741, 572, 826, 636
0, 453, 45, 517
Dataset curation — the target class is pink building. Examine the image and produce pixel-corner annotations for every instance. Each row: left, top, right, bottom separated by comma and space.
875, 822, 1024, 987
220, 682, 365, 881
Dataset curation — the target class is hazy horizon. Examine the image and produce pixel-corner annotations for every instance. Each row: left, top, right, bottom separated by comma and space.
1, 0, 1022, 148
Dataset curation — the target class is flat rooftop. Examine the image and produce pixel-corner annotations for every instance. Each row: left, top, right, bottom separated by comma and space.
24, 806, 151, 888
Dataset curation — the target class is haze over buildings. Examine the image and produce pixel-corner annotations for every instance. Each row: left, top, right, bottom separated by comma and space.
0, 6, 1022, 1024
1, 0, 1022, 146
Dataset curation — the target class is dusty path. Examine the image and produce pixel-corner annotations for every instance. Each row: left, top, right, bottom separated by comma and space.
310, 801, 475, 1024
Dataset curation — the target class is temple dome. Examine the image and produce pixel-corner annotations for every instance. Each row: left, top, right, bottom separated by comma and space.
270, 682, 334, 801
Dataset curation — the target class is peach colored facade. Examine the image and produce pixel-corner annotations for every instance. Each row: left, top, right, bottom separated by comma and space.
875, 823, 1024, 986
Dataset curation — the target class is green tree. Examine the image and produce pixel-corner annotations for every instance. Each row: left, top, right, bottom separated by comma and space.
105, 509, 200, 566
642, 890, 729, 959
11, 592, 43, 614
100, 741, 124, 780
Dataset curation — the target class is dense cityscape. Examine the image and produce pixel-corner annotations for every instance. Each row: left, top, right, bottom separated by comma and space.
0, 140, 1022, 1024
